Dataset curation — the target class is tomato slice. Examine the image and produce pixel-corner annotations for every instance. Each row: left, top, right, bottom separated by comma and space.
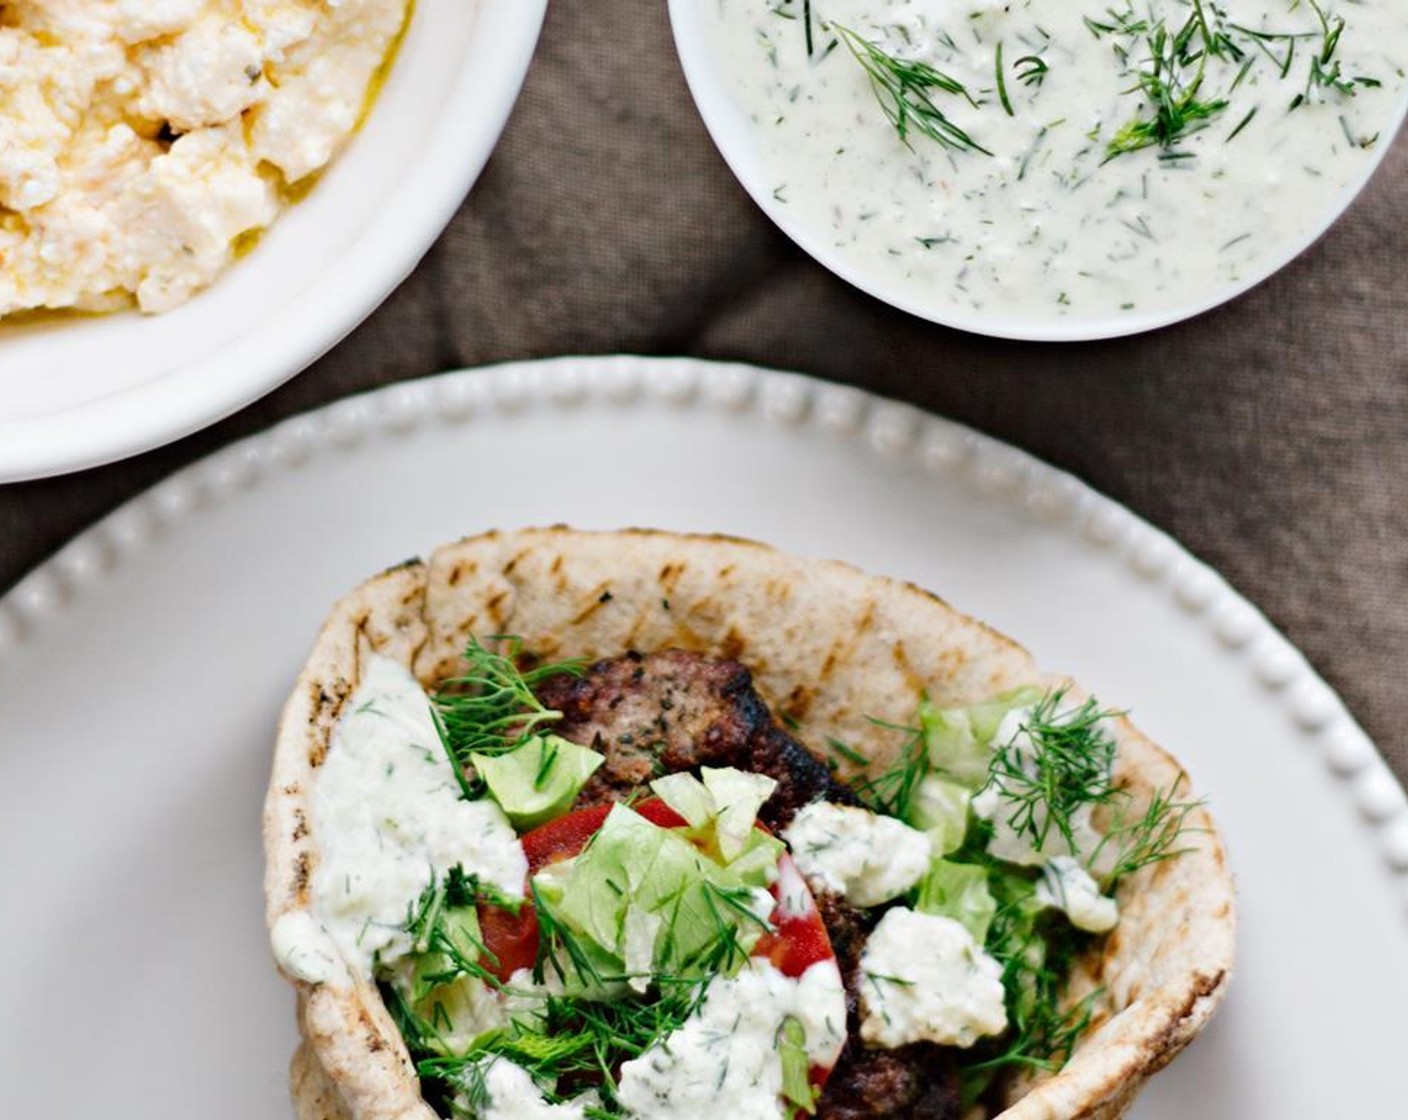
478, 798, 842, 1100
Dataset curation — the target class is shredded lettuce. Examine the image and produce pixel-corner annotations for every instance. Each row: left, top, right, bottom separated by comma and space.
913, 859, 998, 943
920, 686, 1041, 789
535, 803, 778, 989
778, 1016, 818, 1115
908, 773, 973, 855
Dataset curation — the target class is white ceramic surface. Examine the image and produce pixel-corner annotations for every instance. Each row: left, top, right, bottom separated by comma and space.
1, 356, 1405, 1119
0, 0, 547, 483
668, 0, 1408, 342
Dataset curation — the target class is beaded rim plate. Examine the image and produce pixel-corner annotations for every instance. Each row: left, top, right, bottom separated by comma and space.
0, 356, 1404, 1118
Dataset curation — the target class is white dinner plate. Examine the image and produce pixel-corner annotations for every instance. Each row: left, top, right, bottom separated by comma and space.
0, 356, 1404, 1118
0, 0, 547, 483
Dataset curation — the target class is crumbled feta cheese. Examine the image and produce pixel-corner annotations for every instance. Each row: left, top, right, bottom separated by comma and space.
859, 908, 1008, 1049
616, 959, 848, 1119
309, 654, 528, 977
122, 124, 279, 313
133, 15, 269, 130
250, 0, 408, 181
1036, 856, 1119, 933
782, 801, 932, 907
0, 0, 407, 317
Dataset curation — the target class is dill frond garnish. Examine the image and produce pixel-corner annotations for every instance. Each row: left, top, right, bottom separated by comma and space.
848, 716, 929, 820
982, 690, 1204, 883
432, 635, 584, 777
420, 946, 747, 1118
996, 40, 1015, 116
834, 24, 992, 155
1092, 0, 1377, 159
959, 867, 1100, 1090
1094, 774, 1205, 885
1014, 53, 1049, 89
984, 692, 1118, 855
1102, 16, 1230, 158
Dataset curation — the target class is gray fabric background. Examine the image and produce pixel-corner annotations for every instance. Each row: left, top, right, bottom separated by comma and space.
1, 1, 1404, 778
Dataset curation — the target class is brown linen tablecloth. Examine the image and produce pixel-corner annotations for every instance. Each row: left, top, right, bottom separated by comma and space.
1, 1, 1405, 780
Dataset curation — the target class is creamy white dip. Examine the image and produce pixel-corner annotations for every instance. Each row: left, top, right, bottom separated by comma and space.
0, 0, 408, 317
616, 958, 848, 1119
782, 800, 932, 907
295, 653, 527, 979
704, 0, 1408, 327
461, 1058, 593, 1120
859, 907, 1007, 1048
1037, 855, 1119, 934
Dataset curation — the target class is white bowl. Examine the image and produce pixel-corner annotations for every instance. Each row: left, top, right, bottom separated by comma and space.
0, 0, 546, 482
669, 0, 1408, 342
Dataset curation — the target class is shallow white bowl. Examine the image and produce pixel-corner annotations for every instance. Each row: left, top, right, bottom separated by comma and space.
0, 0, 547, 482
669, 0, 1408, 342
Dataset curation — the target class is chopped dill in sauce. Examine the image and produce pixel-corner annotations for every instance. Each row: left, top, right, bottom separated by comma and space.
705, 0, 1407, 324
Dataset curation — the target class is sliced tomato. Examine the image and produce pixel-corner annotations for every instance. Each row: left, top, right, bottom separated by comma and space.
478, 798, 843, 1099
752, 853, 836, 979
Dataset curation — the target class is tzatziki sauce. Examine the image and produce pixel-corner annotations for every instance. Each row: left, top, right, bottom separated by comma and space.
701, 0, 1408, 329
302, 653, 528, 978
616, 958, 847, 1118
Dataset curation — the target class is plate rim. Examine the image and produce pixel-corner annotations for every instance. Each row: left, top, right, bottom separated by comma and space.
0, 0, 549, 483
2, 354, 1405, 889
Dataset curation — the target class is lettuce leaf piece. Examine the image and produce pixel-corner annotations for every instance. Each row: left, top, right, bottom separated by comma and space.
778, 1016, 818, 1115
650, 766, 779, 864
538, 804, 775, 988
920, 687, 1043, 789
470, 734, 604, 829
913, 859, 998, 943
908, 774, 973, 856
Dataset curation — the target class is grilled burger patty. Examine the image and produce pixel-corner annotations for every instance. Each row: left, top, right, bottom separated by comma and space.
535, 649, 854, 829
535, 650, 962, 1120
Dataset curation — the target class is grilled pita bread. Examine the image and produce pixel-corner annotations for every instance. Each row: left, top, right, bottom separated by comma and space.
264, 527, 1235, 1120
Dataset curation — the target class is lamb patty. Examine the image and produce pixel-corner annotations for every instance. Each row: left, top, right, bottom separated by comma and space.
535, 649, 853, 829
533, 650, 962, 1120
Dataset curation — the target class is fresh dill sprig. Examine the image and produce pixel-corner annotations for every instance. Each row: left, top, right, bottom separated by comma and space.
433, 635, 584, 768
1014, 53, 1049, 89
848, 716, 929, 820
530, 880, 608, 990
1094, 774, 1205, 885
983, 691, 1204, 886
963, 873, 1099, 1082
1103, 16, 1230, 158
420, 963, 723, 1117
401, 867, 522, 1000
1293, 0, 1377, 107
984, 692, 1118, 854
834, 24, 992, 155
996, 41, 1015, 116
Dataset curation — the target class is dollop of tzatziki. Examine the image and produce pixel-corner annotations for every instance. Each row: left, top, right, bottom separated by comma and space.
293, 653, 528, 978
1037, 856, 1120, 934
705, 0, 1408, 325
465, 1058, 592, 1120
859, 907, 1008, 1048
782, 800, 932, 906
616, 958, 848, 1119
